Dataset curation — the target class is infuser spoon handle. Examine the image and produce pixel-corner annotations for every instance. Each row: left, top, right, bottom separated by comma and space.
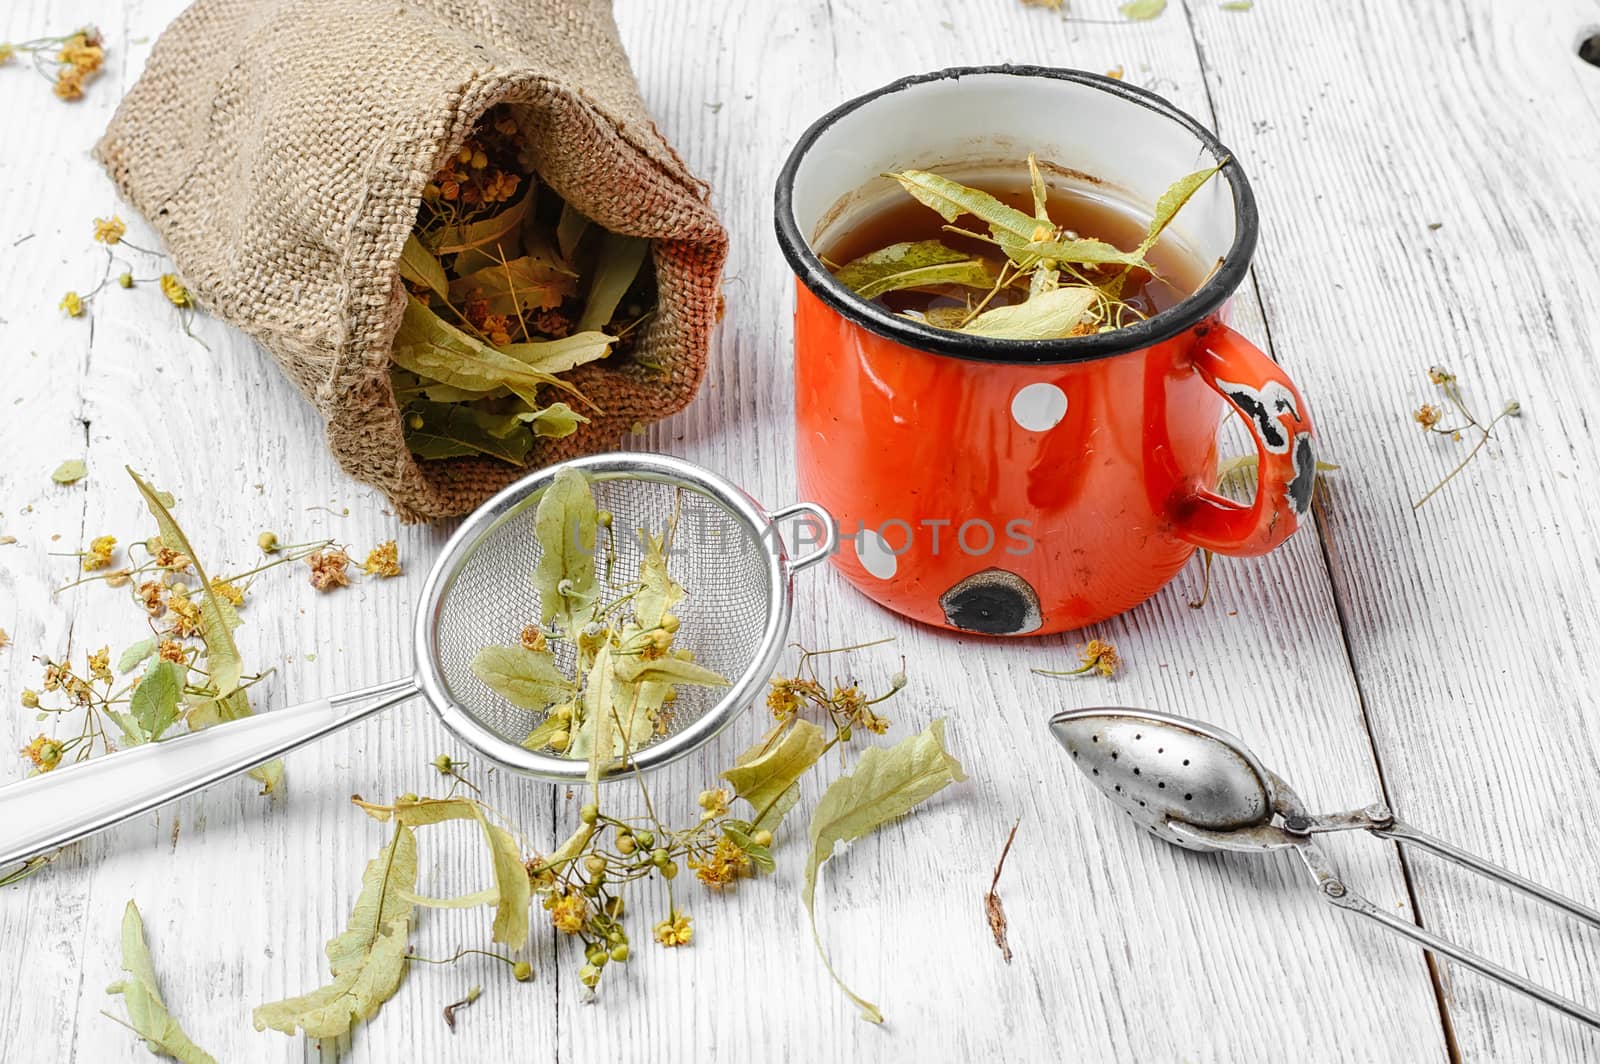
1372, 819, 1600, 930
1325, 883, 1600, 1031
1291, 835, 1600, 1031
0, 678, 417, 870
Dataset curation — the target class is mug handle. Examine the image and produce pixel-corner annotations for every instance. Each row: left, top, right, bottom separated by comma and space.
1169, 322, 1317, 557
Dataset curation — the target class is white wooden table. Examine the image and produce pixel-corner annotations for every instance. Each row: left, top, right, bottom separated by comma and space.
4, 1, 1600, 1060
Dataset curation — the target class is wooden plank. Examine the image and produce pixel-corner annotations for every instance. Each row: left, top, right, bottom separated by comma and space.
0, 0, 131, 1056
0, 0, 1467, 1060
1184, 0, 1600, 1058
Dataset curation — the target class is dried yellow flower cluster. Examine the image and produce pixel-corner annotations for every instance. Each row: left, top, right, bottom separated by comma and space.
361, 540, 401, 578
159, 274, 191, 308
652, 913, 693, 948
306, 541, 403, 591
93, 216, 126, 245
81, 534, 116, 571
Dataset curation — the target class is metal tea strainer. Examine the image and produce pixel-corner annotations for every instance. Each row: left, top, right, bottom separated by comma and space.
0, 452, 835, 870
1051, 706, 1600, 1030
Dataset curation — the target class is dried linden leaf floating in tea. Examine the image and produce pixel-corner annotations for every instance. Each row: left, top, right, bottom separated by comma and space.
831, 240, 995, 301
106, 901, 217, 1064
831, 154, 1224, 341
394, 105, 659, 465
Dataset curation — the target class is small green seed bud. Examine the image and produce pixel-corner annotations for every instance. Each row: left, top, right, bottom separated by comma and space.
19, 689, 39, 709
609, 944, 630, 963
586, 944, 607, 966
579, 803, 600, 824
752, 829, 773, 848
257, 531, 279, 553
635, 830, 655, 849
584, 854, 608, 876
117, 271, 134, 289
604, 897, 625, 919
661, 613, 680, 633
578, 963, 601, 988
432, 754, 453, 773
616, 835, 637, 855
661, 861, 679, 880
890, 671, 907, 690
597, 510, 613, 528
513, 961, 533, 982
398, 792, 419, 803
839, 725, 853, 741
651, 848, 669, 868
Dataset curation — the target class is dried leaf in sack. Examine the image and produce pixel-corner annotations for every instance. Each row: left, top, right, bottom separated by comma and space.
398, 234, 450, 300
429, 187, 533, 256
390, 297, 589, 409
403, 401, 537, 464
575, 231, 650, 333
446, 254, 576, 317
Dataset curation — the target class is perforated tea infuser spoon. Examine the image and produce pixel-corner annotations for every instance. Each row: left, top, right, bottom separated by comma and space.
0, 452, 835, 871
1050, 706, 1600, 1030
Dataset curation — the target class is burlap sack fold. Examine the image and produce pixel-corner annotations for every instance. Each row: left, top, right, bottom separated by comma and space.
97, 0, 726, 521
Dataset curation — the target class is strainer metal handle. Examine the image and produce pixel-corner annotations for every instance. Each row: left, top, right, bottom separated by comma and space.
770, 501, 836, 571
0, 678, 419, 869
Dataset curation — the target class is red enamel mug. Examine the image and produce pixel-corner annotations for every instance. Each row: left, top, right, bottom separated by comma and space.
775, 66, 1316, 637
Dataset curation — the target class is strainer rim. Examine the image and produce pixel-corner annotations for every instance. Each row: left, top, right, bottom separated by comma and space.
412, 452, 794, 782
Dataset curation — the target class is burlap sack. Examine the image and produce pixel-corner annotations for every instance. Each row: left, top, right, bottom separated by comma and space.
96, 0, 726, 521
